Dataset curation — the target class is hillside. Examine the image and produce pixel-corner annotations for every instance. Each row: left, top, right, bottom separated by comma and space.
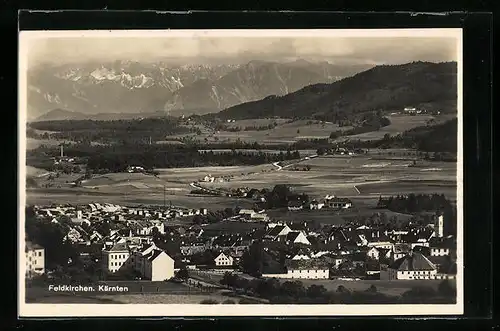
164, 60, 373, 112
27, 60, 372, 120
212, 61, 458, 121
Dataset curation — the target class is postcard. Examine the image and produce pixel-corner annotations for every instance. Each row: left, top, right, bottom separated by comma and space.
18, 28, 463, 317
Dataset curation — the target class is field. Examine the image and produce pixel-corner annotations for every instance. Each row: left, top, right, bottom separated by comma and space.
225, 118, 291, 128
26, 137, 61, 150
171, 119, 353, 145
201, 155, 457, 201
168, 115, 448, 145
26, 153, 457, 210
332, 115, 435, 142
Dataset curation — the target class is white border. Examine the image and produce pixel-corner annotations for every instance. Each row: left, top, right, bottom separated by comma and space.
18, 28, 463, 317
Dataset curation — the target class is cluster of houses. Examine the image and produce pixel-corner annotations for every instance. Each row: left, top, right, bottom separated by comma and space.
201, 174, 232, 183
399, 107, 441, 116
288, 195, 353, 211
26, 202, 457, 283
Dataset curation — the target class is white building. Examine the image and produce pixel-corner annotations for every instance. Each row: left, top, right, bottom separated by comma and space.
142, 250, 175, 281
25, 241, 45, 278
266, 259, 330, 279
430, 247, 450, 257
102, 243, 130, 273
214, 252, 234, 267
324, 197, 353, 209
435, 214, 444, 238
102, 242, 175, 281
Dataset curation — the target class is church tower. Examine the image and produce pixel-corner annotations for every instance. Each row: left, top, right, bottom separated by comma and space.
435, 213, 444, 238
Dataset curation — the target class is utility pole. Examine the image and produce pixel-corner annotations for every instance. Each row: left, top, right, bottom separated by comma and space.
163, 184, 166, 210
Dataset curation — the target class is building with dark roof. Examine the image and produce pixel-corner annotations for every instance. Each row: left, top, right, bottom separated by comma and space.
382, 252, 437, 280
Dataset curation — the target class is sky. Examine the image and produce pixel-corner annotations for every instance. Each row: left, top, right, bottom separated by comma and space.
25, 32, 459, 67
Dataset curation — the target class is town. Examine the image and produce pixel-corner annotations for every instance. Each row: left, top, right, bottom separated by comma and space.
25, 189, 457, 304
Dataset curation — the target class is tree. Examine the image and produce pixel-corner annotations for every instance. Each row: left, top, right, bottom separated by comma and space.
366, 284, 378, 293
437, 280, 456, 297
241, 243, 264, 277
280, 281, 306, 299
336, 285, 350, 294
175, 267, 189, 281
316, 147, 327, 155
307, 284, 328, 298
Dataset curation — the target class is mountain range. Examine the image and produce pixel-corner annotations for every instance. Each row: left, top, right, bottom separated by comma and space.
212, 61, 458, 121
28, 60, 372, 121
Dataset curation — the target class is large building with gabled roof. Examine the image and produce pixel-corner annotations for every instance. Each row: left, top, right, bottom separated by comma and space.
382, 252, 437, 280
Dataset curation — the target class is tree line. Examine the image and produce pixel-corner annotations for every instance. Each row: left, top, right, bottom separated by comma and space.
378, 193, 457, 236
27, 118, 193, 145
219, 272, 456, 304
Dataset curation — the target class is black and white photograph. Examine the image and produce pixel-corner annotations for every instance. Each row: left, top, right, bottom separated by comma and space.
18, 29, 463, 317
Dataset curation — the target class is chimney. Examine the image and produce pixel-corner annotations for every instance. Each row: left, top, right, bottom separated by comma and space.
60, 144, 64, 158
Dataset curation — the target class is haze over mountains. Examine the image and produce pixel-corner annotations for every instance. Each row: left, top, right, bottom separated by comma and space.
213, 61, 458, 121
28, 59, 372, 121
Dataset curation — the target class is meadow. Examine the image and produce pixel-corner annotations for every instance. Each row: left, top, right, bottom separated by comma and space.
26, 152, 457, 210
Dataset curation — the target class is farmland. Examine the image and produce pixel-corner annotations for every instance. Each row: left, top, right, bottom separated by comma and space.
26, 152, 457, 215
333, 114, 434, 141
171, 119, 353, 145
167, 114, 450, 145
200, 155, 457, 201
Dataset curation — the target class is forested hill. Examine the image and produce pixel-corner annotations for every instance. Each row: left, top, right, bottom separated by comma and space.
356, 117, 458, 153
211, 61, 457, 121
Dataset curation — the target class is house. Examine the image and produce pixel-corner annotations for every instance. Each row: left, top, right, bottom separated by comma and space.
324, 197, 352, 209
130, 243, 175, 281
367, 240, 394, 250
286, 231, 311, 246
202, 174, 215, 182
214, 252, 234, 267
142, 250, 175, 281
381, 252, 437, 280
264, 224, 292, 241
391, 243, 412, 261
127, 166, 145, 173
309, 200, 325, 210
287, 201, 304, 211
102, 243, 130, 273
283, 259, 330, 279
238, 209, 269, 221
64, 227, 84, 244
25, 241, 45, 278
366, 246, 381, 260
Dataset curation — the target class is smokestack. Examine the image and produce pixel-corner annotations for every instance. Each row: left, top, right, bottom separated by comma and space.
60, 144, 64, 158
